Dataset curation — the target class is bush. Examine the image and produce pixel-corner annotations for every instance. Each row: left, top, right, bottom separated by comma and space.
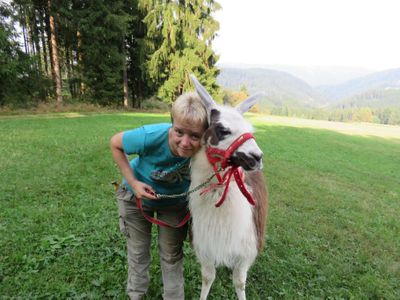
141, 97, 169, 111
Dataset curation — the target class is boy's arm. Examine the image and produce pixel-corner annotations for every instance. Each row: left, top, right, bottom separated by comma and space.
110, 132, 157, 200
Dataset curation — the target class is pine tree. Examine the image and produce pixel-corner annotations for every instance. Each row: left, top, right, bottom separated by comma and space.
124, 0, 155, 108
76, 0, 130, 105
142, 0, 221, 103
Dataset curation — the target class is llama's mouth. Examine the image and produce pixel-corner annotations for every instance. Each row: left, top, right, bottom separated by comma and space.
229, 151, 263, 171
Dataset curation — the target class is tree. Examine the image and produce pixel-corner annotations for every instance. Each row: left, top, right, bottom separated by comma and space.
3, 0, 222, 108
75, 0, 130, 105
352, 107, 373, 123
0, 3, 21, 105
0, 2, 49, 106
142, 0, 221, 103
47, 0, 62, 104
124, 0, 155, 108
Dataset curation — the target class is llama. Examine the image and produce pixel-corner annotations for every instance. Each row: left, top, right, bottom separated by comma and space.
189, 75, 268, 300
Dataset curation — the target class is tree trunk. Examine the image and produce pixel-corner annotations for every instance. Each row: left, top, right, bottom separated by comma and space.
76, 30, 85, 96
122, 41, 129, 107
21, 4, 29, 55
123, 64, 129, 107
40, 26, 49, 75
44, 4, 53, 75
65, 47, 73, 97
22, 24, 29, 54
32, 11, 42, 73
40, 9, 49, 75
47, 0, 62, 104
26, 13, 34, 57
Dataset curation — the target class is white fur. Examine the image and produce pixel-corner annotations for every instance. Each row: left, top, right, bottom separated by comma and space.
189, 106, 262, 300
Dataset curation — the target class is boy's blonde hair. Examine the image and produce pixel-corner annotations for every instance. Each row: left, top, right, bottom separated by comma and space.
171, 92, 208, 129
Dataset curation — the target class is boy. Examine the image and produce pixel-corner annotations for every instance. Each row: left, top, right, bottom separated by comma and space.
110, 92, 207, 300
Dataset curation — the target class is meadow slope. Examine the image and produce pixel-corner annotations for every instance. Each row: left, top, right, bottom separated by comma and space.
1, 113, 399, 299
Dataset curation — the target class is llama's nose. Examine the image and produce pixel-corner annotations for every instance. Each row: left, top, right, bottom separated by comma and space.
251, 152, 263, 162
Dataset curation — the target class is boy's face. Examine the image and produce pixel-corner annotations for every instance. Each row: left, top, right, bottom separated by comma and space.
169, 118, 205, 158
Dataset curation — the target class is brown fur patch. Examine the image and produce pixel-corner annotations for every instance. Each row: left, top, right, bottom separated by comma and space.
203, 109, 222, 145
245, 171, 268, 253
203, 126, 220, 145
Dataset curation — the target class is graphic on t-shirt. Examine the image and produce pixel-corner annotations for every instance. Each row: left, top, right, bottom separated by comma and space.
151, 164, 190, 184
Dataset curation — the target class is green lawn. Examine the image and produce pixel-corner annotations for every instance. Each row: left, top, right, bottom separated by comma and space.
1, 112, 399, 299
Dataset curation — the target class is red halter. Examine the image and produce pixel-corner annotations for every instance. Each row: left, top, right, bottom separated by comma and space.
202, 132, 256, 207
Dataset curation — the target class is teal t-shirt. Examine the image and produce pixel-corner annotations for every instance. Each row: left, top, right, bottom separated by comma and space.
122, 123, 190, 207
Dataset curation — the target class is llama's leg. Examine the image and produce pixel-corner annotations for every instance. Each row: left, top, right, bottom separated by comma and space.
200, 262, 216, 300
232, 264, 249, 300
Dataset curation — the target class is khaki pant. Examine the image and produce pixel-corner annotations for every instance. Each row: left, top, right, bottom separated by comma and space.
116, 185, 188, 300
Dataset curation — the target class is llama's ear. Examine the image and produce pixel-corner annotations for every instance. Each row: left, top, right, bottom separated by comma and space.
189, 74, 216, 110
210, 108, 221, 124
235, 93, 264, 114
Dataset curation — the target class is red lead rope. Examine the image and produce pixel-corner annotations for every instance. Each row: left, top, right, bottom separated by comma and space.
203, 133, 256, 207
135, 196, 191, 228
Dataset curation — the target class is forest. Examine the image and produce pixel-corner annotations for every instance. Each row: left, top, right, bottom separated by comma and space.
1, 0, 221, 108
1, 0, 399, 125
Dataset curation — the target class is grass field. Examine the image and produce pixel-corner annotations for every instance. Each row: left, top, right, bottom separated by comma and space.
1, 112, 399, 299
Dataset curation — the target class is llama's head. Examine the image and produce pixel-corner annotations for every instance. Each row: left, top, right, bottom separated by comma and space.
190, 75, 263, 171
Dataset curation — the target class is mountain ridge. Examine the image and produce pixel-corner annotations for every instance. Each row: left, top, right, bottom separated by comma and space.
316, 68, 400, 106
217, 66, 400, 109
217, 67, 324, 109
217, 63, 375, 86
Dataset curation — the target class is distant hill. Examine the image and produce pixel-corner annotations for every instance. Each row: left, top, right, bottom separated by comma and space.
218, 63, 374, 87
334, 88, 400, 109
218, 66, 400, 110
217, 68, 324, 109
316, 68, 400, 107
266, 65, 375, 87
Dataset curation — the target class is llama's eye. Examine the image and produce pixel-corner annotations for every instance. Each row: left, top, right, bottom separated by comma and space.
215, 125, 231, 139
220, 129, 230, 135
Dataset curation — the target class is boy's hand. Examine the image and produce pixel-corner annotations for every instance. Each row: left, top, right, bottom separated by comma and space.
131, 180, 158, 200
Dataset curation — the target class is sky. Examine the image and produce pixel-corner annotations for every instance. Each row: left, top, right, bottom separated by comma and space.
212, 0, 400, 71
